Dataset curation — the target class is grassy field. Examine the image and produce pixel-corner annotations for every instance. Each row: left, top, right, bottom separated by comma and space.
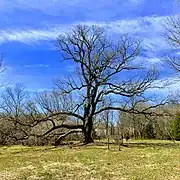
0, 140, 180, 180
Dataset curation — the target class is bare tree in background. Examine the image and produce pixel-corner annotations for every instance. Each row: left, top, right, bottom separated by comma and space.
0, 85, 71, 145
0, 84, 31, 144
33, 25, 167, 144
95, 99, 113, 137
164, 15, 180, 72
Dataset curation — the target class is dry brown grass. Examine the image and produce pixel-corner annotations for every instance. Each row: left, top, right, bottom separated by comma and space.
0, 140, 180, 180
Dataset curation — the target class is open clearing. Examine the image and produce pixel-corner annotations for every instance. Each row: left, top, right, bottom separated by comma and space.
0, 140, 180, 180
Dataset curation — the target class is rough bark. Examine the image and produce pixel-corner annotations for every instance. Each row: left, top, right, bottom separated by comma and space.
83, 117, 94, 144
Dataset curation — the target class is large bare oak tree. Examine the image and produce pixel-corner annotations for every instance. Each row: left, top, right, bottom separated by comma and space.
33, 25, 166, 144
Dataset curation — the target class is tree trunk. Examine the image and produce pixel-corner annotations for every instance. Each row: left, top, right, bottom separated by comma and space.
83, 117, 94, 144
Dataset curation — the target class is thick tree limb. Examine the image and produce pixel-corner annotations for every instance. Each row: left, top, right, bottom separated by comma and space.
41, 124, 83, 137
54, 129, 82, 146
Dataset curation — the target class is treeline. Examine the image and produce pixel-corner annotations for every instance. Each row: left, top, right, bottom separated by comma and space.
93, 103, 180, 141
0, 85, 73, 146
0, 85, 179, 146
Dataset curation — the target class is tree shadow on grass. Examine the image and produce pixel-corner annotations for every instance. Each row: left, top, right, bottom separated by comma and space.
4, 140, 180, 155
65, 140, 180, 150
123, 142, 180, 149
6, 146, 57, 155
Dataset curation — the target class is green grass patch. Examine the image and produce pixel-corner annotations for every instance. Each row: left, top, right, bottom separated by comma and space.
0, 140, 180, 179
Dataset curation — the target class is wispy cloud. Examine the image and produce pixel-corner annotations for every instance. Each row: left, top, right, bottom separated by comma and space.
24, 64, 50, 68
0, 15, 167, 45
0, 0, 178, 95
149, 75, 180, 96
0, 28, 61, 44
0, 14, 173, 63
0, 14, 173, 76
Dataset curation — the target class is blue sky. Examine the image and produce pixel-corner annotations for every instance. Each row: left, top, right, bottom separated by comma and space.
0, 0, 179, 94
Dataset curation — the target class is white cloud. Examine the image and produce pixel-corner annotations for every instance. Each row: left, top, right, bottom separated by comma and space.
24, 64, 50, 68
0, 14, 172, 65
0, 15, 173, 70
0, 14, 175, 64
147, 58, 161, 63
129, 0, 144, 5
149, 75, 180, 96
0, 15, 168, 44
0, 28, 62, 44
134, 56, 162, 67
